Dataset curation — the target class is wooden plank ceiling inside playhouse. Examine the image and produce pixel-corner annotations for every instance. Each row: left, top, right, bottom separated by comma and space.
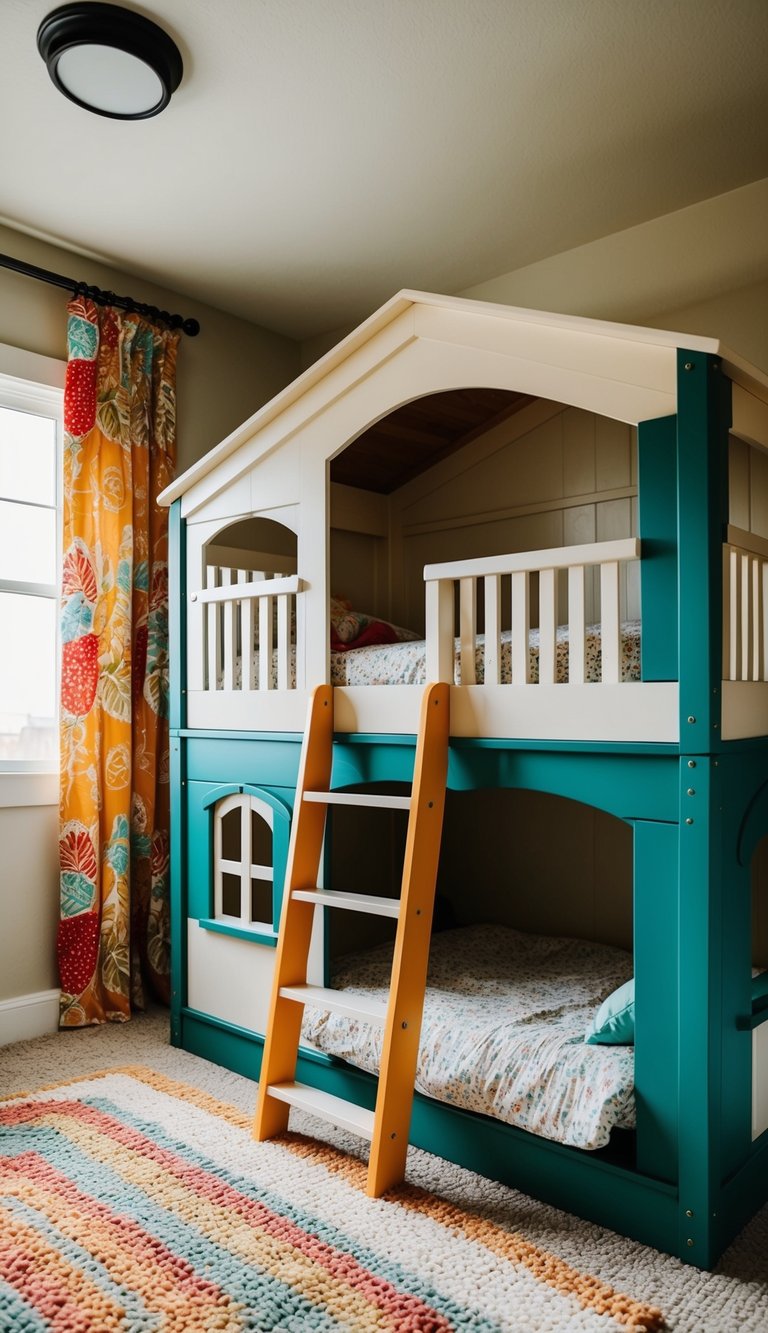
158, 291, 768, 516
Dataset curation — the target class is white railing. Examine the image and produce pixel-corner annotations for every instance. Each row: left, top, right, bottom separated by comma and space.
723, 528, 768, 683
424, 537, 641, 687
192, 555, 301, 693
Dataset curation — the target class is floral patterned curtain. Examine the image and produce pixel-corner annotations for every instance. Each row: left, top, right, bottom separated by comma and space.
58, 297, 178, 1026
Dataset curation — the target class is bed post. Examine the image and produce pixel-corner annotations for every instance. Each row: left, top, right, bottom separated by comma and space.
676, 349, 730, 746
675, 351, 732, 1265
633, 819, 678, 1186
637, 414, 678, 681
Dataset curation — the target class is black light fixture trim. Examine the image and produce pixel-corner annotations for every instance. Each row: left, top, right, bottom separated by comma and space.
37, 3, 183, 120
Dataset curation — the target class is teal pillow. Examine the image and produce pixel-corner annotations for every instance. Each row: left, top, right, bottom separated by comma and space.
585, 979, 635, 1045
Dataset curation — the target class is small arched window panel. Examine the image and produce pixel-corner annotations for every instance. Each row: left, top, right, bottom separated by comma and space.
201, 784, 291, 946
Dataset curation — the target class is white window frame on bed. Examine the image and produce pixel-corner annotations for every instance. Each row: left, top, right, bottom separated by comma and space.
0, 344, 65, 809
213, 791, 279, 934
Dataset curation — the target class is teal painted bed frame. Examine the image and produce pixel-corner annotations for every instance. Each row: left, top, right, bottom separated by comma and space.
168, 352, 768, 1268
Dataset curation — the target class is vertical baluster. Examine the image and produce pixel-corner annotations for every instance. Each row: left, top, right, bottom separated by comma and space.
511, 570, 530, 683
259, 591, 273, 691
568, 565, 586, 684
223, 569, 236, 690
600, 561, 620, 683
459, 577, 476, 686
425, 579, 455, 682
763, 560, 768, 683
484, 574, 501, 685
207, 565, 220, 691
539, 567, 557, 683
276, 594, 289, 690
729, 547, 740, 681
741, 552, 752, 682
239, 570, 254, 691
752, 555, 762, 683
722, 546, 732, 681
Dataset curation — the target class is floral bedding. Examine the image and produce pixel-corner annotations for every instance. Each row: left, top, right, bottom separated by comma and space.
225, 621, 642, 690
300, 923, 636, 1151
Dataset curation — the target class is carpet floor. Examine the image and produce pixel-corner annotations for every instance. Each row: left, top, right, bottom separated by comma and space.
0, 1008, 766, 1332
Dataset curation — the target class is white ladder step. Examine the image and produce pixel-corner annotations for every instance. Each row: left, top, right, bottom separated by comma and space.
266, 1081, 375, 1139
304, 790, 412, 810
280, 983, 387, 1025
292, 888, 401, 918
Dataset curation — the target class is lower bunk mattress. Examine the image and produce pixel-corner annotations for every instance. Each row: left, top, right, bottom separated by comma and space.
300, 924, 635, 1151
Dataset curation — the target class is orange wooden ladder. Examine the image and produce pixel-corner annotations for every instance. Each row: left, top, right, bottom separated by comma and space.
252, 680, 450, 1196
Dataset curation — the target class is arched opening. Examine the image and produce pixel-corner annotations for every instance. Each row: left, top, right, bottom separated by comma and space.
202, 516, 298, 692
327, 386, 640, 682
301, 785, 635, 1155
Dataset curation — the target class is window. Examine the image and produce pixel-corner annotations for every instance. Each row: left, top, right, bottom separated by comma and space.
200, 783, 291, 945
0, 348, 64, 790
215, 792, 277, 929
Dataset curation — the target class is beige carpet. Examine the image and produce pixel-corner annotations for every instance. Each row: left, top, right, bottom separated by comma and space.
1, 1007, 767, 1332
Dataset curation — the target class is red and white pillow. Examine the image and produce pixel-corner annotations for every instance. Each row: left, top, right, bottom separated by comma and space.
330, 596, 420, 651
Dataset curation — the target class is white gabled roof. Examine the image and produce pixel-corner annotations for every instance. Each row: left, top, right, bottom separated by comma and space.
158, 289, 768, 509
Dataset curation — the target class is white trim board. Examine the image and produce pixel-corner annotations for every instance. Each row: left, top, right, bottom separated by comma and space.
0, 989, 60, 1047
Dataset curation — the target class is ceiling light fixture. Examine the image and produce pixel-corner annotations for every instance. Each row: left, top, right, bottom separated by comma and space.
36, 3, 183, 120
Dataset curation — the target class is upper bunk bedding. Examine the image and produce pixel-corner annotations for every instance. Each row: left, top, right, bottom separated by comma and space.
299, 923, 635, 1151
223, 620, 642, 690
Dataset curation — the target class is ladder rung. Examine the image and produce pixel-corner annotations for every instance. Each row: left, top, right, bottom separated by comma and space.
266, 1081, 375, 1139
292, 889, 401, 918
280, 983, 387, 1024
304, 790, 412, 810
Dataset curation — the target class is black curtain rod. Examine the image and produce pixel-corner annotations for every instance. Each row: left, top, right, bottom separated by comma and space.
0, 251, 200, 337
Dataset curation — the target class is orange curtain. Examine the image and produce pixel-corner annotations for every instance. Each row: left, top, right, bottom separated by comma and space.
58, 298, 178, 1026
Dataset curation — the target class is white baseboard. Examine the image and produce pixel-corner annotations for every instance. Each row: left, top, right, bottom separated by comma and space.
0, 989, 60, 1046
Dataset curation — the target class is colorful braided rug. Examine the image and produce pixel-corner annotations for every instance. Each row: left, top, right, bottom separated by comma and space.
0, 1067, 664, 1331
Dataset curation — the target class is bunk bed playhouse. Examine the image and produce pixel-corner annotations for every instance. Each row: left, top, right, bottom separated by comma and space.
159, 291, 768, 1269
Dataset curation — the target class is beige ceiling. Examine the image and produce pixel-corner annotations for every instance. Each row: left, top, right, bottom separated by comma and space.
2, 0, 767, 341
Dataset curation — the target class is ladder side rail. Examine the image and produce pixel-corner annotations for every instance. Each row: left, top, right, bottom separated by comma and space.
367, 680, 450, 1196
253, 685, 334, 1140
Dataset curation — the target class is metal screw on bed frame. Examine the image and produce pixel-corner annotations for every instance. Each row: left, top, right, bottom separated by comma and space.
687, 716, 696, 724
686, 818, 694, 825
401, 1021, 408, 1029
687, 1238, 694, 1247
688, 760, 696, 768
686, 1209, 694, 1218
684, 362, 695, 371
390, 1132, 397, 1139
687, 788, 695, 796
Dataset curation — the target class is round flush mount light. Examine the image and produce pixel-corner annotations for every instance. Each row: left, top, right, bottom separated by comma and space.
37, 3, 183, 120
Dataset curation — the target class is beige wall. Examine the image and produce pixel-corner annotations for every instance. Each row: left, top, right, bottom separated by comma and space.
301, 179, 768, 373
0, 223, 300, 473
0, 802, 59, 1003
651, 277, 768, 374
459, 178, 768, 370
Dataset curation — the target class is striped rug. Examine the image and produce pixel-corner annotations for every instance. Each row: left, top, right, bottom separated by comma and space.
0, 1067, 664, 1331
